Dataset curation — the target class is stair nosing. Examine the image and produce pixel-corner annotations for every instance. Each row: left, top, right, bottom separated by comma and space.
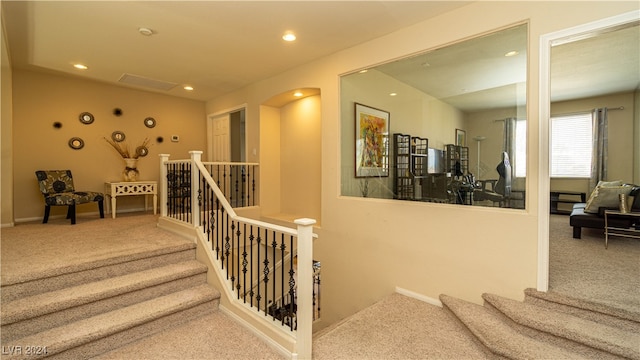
1, 260, 208, 325
3, 284, 219, 357
1, 242, 197, 287
483, 293, 640, 359
440, 294, 588, 359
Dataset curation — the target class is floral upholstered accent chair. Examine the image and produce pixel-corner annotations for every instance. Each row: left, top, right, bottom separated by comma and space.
35, 170, 104, 224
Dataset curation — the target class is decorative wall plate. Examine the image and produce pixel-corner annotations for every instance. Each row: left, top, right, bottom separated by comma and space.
136, 146, 149, 157
69, 137, 84, 150
144, 117, 156, 128
112, 131, 126, 142
79, 112, 94, 124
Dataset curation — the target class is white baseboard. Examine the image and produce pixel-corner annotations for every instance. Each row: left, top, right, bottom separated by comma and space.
14, 206, 151, 224
218, 304, 295, 360
395, 287, 443, 307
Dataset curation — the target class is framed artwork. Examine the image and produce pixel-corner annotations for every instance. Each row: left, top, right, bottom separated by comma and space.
355, 103, 390, 177
456, 129, 466, 147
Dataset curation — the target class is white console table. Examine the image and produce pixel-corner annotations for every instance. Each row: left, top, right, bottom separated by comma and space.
105, 181, 157, 219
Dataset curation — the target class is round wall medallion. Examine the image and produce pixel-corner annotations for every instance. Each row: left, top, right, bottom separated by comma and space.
144, 117, 156, 128
111, 131, 126, 142
136, 146, 149, 157
69, 137, 85, 150
79, 112, 94, 124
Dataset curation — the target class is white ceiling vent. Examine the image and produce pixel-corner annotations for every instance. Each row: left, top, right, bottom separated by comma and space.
118, 73, 178, 91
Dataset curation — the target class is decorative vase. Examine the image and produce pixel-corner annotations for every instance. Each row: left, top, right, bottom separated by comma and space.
123, 158, 140, 182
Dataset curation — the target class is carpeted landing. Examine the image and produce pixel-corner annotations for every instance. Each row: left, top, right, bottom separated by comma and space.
1, 213, 639, 359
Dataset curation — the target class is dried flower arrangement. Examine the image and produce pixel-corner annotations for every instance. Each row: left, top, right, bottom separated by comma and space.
104, 137, 151, 159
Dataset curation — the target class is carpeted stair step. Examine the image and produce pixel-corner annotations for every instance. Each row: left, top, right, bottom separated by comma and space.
524, 288, 640, 330
1, 242, 197, 303
1, 260, 209, 343
440, 294, 592, 359
482, 293, 640, 360
2, 284, 220, 360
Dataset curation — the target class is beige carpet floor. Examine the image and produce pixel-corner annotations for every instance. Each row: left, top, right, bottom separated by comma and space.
1, 213, 192, 285
548, 214, 640, 314
2, 212, 638, 359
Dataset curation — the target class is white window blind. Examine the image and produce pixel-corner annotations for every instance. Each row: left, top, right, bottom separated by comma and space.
515, 119, 527, 177
550, 113, 592, 178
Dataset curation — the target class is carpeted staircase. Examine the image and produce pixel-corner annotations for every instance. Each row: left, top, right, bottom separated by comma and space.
440, 289, 640, 360
0, 242, 220, 359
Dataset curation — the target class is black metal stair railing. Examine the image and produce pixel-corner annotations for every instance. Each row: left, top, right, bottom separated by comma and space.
160, 152, 319, 358
200, 171, 303, 330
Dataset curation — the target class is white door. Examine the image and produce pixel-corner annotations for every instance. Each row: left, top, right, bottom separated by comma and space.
209, 114, 231, 162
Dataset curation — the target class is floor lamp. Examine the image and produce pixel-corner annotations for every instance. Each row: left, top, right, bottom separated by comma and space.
473, 136, 486, 177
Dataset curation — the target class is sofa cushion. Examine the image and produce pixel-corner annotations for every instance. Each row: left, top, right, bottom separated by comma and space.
584, 184, 633, 213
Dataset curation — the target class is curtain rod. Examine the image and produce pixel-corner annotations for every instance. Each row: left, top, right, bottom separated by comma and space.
551, 106, 624, 118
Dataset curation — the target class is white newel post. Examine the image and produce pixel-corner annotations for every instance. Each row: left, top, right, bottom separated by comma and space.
159, 154, 170, 217
190, 151, 203, 227
294, 217, 316, 360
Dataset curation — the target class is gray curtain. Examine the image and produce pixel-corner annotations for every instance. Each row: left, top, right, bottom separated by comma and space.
589, 108, 608, 192
503, 117, 517, 178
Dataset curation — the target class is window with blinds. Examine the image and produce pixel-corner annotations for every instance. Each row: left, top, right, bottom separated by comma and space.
550, 112, 592, 178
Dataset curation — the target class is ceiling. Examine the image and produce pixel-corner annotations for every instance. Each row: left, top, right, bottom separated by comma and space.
375, 21, 639, 112
2, 1, 471, 102
3, 2, 638, 108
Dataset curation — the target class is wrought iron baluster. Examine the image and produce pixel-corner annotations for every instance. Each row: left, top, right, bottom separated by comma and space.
249, 226, 255, 306
256, 228, 262, 310
271, 231, 277, 321
289, 235, 296, 330
263, 228, 270, 316
280, 234, 286, 326
230, 221, 236, 287
241, 223, 248, 301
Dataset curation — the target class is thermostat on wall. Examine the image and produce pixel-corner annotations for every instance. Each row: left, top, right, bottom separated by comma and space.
171, 135, 179, 142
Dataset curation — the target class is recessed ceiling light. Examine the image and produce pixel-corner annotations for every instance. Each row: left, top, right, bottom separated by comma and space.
359, 70, 368, 74
294, 92, 303, 97
183, 86, 194, 91
73, 64, 88, 70
504, 50, 519, 57
389, 93, 397, 96
282, 32, 296, 41
138, 27, 154, 36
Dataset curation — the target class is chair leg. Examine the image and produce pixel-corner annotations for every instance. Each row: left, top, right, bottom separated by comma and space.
43, 206, 51, 224
98, 200, 105, 219
69, 204, 77, 225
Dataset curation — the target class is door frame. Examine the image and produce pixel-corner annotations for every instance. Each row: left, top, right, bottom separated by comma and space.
206, 104, 247, 162
537, 10, 640, 291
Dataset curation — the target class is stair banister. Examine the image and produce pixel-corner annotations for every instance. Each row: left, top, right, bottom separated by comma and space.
190, 151, 202, 227
160, 151, 317, 359
294, 217, 316, 360
159, 154, 169, 217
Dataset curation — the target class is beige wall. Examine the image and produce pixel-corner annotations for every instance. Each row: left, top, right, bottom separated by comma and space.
1, 9, 14, 227
258, 95, 322, 223
12, 70, 207, 221
550, 91, 637, 200
206, 1, 639, 329
279, 95, 321, 222
340, 69, 464, 198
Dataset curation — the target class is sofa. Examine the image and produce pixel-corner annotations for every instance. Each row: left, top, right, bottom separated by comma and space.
569, 184, 640, 239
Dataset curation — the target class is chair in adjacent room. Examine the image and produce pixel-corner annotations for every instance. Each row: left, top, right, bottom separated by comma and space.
473, 152, 512, 207
35, 170, 105, 224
